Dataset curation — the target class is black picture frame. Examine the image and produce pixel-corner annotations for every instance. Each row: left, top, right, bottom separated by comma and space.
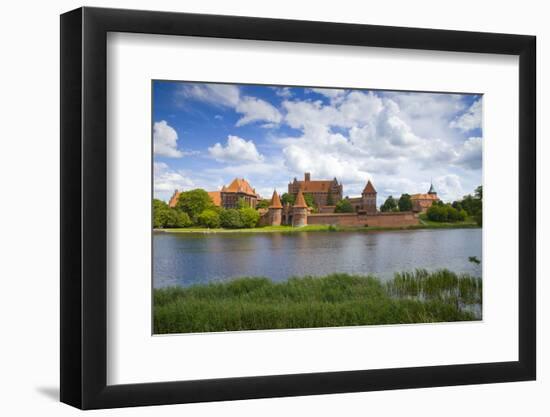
60, 6, 536, 410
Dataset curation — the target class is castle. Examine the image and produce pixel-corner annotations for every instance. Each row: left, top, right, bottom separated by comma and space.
169, 173, 439, 228
288, 173, 343, 207
262, 175, 439, 228
169, 178, 259, 209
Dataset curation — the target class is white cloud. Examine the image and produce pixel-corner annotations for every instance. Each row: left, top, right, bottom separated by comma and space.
178, 83, 240, 107
272, 87, 293, 98
454, 137, 482, 169
433, 174, 465, 202
178, 83, 282, 128
208, 135, 264, 163
235, 96, 282, 127
450, 99, 482, 132
153, 120, 183, 158
153, 162, 195, 200
309, 88, 348, 104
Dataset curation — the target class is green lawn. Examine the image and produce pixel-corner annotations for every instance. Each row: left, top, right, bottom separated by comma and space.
155, 219, 479, 234
154, 270, 482, 334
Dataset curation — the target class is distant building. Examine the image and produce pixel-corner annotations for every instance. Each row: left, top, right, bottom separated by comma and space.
347, 180, 378, 214
168, 177, 258, 209
288, 172, 343, 207
220, 178, 259, 209
410, 183, 439, 213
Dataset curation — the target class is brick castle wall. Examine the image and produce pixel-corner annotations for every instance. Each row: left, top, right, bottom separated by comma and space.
307, 212, 418, 227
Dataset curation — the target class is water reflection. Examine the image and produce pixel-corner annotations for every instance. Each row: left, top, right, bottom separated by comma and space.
153, 229, 482, 288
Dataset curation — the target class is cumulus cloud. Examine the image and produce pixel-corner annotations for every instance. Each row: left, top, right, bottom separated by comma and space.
153, 120, 183, 158
308, 88, 348, 104
208, 135, 264, 163
178, 83, 240, 107
178, 83, 282, 128
272, 87, 293, 98
450, 99, 482, 132
153, 162, 195, 199
433, 174, 465, 202
235, 96, 282, 127
454, 137, 482, 169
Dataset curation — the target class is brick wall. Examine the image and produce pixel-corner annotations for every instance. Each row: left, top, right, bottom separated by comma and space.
307, 212, 418, 227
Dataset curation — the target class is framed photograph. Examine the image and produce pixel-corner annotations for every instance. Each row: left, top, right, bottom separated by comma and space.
60, 7, 536, 409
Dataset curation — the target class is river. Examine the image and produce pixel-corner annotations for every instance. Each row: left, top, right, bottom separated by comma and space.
153, 228, 481, 288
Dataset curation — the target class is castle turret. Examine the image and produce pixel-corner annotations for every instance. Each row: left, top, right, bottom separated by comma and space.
292, 189, 308, 227
268, 190, 283, 226
362, 180, 377, 214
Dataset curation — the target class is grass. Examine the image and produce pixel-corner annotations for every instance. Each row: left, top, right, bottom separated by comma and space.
154, 269, 482, 334
156, 219, 479, 234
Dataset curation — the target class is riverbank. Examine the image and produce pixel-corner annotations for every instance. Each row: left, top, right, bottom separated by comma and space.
154, 219, 479, 234
154, 269, 482, 334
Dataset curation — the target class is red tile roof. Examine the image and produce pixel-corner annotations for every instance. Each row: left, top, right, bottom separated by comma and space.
363, 180, 376, 194
294, 189, 308, 208
269, 190, 283, 208
168, 190, 180, 208
223, 178, 257, 196
410, 193, 439, 201
293, 180, 335, 193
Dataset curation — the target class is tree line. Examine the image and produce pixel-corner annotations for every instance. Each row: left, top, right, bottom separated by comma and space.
153, 189, 260, 229
426, 186, 482, 225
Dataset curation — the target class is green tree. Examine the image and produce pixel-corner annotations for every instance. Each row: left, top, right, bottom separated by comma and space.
153, 199, 169, 228
427, 204, 448, 222
255, 199, 270, 209
239, 207, 260, 228
176, 189, 214, 221
303, 193, 316, 212
397, 194, 412, 212
380, 196, 397, 212
280, 193, 295, 206
197, 209, 221, 228
220, 209, 244, 229
334, 199, 354, 213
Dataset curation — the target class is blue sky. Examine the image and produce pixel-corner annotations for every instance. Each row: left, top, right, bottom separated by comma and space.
153, 81, 482, 204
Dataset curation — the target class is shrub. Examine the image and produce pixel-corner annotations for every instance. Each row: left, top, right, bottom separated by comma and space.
220, 209, 244, 229
176, 189, 215, 220
239, 207, 260, 228
197, 209, 221, 228
334, 199, 354, 213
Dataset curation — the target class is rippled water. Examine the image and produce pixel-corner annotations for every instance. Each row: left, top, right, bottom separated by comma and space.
153, 228, 482, 288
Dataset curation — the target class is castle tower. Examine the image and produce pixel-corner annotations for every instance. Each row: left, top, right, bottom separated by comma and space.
292, 189, 308, 227
427, 181, 437, 195
362, 180, 377, 214
268, 190, 283, 226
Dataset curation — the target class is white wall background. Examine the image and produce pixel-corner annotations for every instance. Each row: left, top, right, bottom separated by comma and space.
0, 0, 545, 415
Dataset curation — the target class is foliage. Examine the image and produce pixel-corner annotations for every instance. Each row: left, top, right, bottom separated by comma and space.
238, 207, 260, 228
255, 199, 270, 209
281, 193, 295, 206
398, 193, 412, 212
197, 209, 221, 228
380, 195, 397, 212
153, 199, 192, 228
334, 198, 354, 213
452, 185, 482, 226
281, 192, 315, 208
219, 209, 244, 229
426, 203, 467, 223
176, 189, 215, 221
154, 270, 481, 333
